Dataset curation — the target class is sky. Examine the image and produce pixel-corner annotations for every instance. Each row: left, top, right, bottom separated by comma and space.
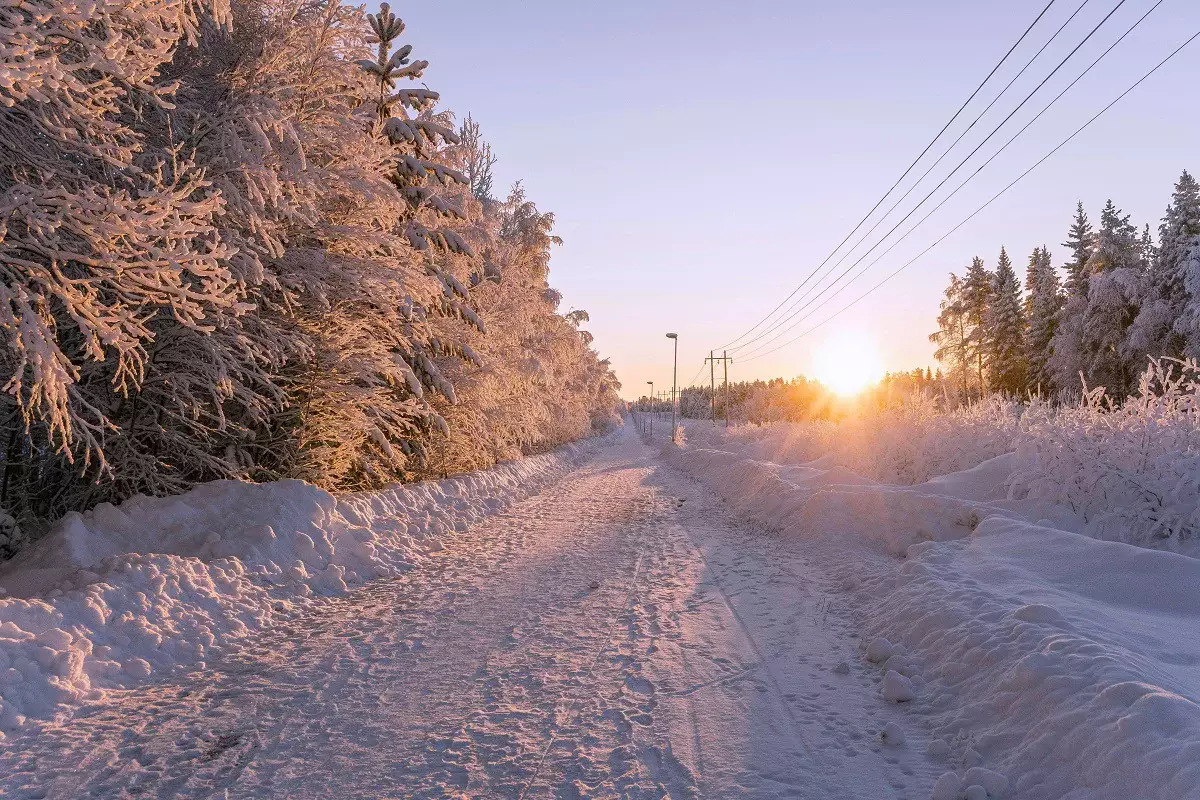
394, 0, 1200, 398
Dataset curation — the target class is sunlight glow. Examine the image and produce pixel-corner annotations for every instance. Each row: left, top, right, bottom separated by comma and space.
812, 332, 884, 397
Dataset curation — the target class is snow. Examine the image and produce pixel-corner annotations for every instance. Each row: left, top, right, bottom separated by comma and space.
2, 415, 1198, 797
882, 669, 915, 703
866, 636, 895, 663
669, 420, 1200, 799
0, 423, 944, 798
0, 432, 610, 732
882, 721, 907, 745
933, 771, 963, 800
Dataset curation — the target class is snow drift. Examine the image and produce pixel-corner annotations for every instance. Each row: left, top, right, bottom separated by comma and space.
666, 426, 1200, 800
0, 432, 612, 732
865, 518, 1200, 799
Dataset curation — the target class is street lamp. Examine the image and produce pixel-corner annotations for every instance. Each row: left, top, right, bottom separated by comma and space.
666, 333, 678, 441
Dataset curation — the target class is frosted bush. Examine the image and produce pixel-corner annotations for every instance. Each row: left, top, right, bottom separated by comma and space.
730, 394, 1021, 484
1008, 359, 1200, 547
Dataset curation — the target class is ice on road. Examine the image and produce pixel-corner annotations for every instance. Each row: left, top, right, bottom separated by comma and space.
0, 430, 934, 798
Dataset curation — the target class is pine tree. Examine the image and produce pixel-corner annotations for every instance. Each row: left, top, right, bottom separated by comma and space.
1025, 246, 1063, 395
961, 256, 995, 396
984, 247, 1027, 395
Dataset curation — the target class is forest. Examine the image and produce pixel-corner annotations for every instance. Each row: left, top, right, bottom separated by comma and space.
929, 172, 1200, 402
0, 0, 618, 548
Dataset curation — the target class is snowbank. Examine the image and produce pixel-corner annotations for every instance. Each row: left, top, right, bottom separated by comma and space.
0, 432, 612, 732
859, 519, 1200, 799
666, 430, 1200, 799
665, 445, 1020, 557
722, 395, 1021, 485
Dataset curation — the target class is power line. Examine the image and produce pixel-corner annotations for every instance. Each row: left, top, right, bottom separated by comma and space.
731, 0, 1132, 358
733, 0, 1163, 360
740, 25, 1200, 364
745, 0, 1095, 351
714, 0, 1060, 352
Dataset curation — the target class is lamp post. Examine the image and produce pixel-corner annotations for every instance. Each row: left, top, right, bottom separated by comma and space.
666, 333, 678, 441
646, 381, 654, 437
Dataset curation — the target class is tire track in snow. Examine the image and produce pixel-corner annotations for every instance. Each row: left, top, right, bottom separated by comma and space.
0, 426, 940, 798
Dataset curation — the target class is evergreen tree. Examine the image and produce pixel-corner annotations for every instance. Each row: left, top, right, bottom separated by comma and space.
1025, 246, 1063, 395
1023, 246, 1040, 318
929, 273, 971, 403
458, 114, 498, 203
984, 247, 1027, 395
365, 3, 472, 255
961, 256, 995, 396
1140, 224, 1157, 272
1133, 171, 1200, 359
1080, 200, 1143, 398
1063, 201, 1095, 299
1050, 203, 1097, 396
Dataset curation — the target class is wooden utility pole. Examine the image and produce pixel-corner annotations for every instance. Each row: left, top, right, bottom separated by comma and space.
706, 350, 716, 425
646, 381, 654, 438
706, 351, 733, 428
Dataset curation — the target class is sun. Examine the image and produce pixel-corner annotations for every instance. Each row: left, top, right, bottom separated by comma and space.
811, 331, 884, 397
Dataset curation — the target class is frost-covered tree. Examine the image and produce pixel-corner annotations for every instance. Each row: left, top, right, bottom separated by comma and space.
0, 0, 256, 516
984, 247, 1027, 395
420, 184, 620, 476
1025, 247, 1062, 396
962, 256, 995, 394
1131, 171, 1200, 361
930, 273, 973, 402
1079, 200, 1144, 398
269, 1, 488, 488
1051, 203, 1097, 397
1063, 202, 1095, 298
459, 115, 498, 203
0, 0, 619, 535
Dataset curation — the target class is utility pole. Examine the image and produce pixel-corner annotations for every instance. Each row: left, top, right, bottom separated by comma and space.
706, 350, 733, 428
666, 333, 678, 441
646, 381, 654, 438
723, 350, 731, 428
704, 350, 717, 425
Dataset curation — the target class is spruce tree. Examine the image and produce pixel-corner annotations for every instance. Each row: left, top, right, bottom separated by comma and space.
1081, 200, 1142, 398
1062, 202, 1094, 299
364, 3, 472, 255
1023, 246, 1040, 318
1025, 246, 1063, 395
984, 247, 1027, 395
1050, 203, 1096, 396
458, 114, 498, 203
1147, 171, 1200, 358
961, 256, 995, 396
1129, 194, 1181, 363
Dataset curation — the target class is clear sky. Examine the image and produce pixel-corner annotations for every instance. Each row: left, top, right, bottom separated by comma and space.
395, 0, 1200, 398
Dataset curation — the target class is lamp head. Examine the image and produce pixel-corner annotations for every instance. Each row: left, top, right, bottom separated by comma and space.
666, 333, 678, 339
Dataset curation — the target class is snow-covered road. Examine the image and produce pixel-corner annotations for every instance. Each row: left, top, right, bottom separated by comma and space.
0, 429, 937, 798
